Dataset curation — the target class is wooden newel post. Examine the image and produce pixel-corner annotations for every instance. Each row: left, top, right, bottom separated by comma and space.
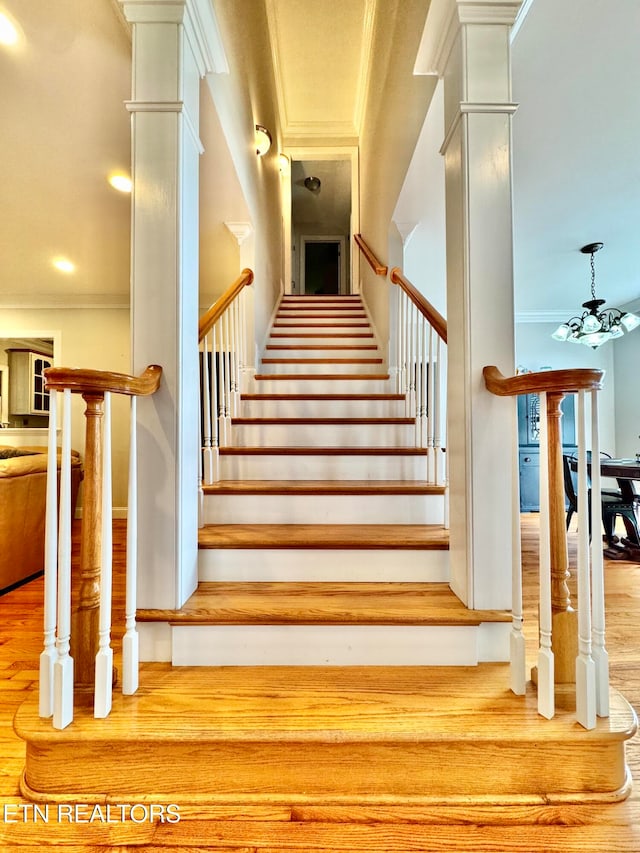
71, 392, 104, 690
546, 391, 578, 685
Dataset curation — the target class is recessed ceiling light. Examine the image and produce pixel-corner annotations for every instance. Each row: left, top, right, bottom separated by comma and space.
0, 13, 19, 46
109, 174, 132, 193
52, 257, 75, 274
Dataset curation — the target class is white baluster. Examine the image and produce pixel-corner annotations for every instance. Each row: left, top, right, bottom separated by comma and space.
434, 339, 443, 486
211, 323, 220, 479
401, 294, 408, 406
537, 391, 555, 719
589, 388, 609, 717
224, 308, 233, 438
510, 395, 526, 695
123, 396, 139, 695
395, 287, 402, 395
232, 297, 240, 416
426, 326, 435, 477
575, 390, 596, 729
95, 392, 113, 718
218, 317, 228, 446
408, 302, 416, 418
53, 389, 73, 730
39, 390, 58, 718
201, 335, 213, 485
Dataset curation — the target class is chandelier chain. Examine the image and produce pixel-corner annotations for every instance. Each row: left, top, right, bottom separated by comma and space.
590, 251, 597, 300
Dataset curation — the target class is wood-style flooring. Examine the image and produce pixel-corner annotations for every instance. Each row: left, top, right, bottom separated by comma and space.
0, 515, 638, 851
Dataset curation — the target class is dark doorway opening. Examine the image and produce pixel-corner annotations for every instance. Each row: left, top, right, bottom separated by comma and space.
304, 241, 340, 294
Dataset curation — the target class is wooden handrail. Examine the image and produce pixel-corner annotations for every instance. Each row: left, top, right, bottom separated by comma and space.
354, 234, 388, 277
199, 268, 254, 342
44, 365, 162, 397
483, 365, 604, 397
390, 267, 447, 344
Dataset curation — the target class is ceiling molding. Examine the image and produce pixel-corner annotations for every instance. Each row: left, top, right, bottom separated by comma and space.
510, 0, 536, 43
0, 296, 130, 310
414, 0, 521, 76
187, 0, 229, 75
264, 0, 289, 136
515, 310, 577, 324
284, 120, 359, 139
353, 0, 376, 134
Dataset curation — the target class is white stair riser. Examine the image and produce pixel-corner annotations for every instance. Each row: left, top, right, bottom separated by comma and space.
271, 324, 372, 335
167, 624, 510, 666
254, 378, 392, 394
203, 492, 444, 525
264, 348, 382, 360
231, 422, 414, 447
259, 361, 385, 375
276, 311, 368, 319
240, 399, 405, 418
197, 547, 449, 583
267, 335, 375, 346
219, 453, 427, 480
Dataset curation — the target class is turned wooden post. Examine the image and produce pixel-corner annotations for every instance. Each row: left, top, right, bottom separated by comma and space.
546, 391, 578, 685
71, 392, 104, 689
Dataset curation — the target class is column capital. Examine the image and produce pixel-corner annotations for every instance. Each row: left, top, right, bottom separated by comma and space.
119, 0, 228, 75
415, 0, 521, 76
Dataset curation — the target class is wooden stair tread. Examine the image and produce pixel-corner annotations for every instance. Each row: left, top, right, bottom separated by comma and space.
254, 373, 390, 380
261, 358, 383, 364
265, 344, 378, 350
203, 479, 444, 496
197, 523, 447, 549
269, 332, 374, 337
241, 393, 404, 400
231, 417, 414, 425
16, 665, 634, 745
137, 582, 510, 626
219, 446, 428, 455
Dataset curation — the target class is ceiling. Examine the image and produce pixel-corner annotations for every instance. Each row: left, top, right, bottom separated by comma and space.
0, 0, 637, 317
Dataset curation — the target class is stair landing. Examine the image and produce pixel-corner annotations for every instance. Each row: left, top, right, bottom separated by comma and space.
15, 664, 636, 805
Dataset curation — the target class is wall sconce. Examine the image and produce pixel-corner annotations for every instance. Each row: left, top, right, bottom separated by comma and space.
255, 125, 272, 156
278, 154, 290, 175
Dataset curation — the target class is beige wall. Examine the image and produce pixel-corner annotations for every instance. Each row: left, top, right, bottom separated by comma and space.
0, 307, 131, 510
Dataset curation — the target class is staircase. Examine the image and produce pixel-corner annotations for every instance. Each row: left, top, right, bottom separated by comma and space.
15, 293, 637, 808
137, 294, 511, 666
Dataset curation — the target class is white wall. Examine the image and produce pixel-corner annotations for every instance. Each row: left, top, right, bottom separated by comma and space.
0, 307, 130, 510
515, 321, 616, 454
393, 80, 447, 316
613, 324, 640, 459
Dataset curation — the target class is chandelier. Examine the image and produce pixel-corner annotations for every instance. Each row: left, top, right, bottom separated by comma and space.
552, 242, 640, 348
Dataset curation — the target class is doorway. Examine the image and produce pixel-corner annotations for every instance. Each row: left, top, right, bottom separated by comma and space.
301, 237, 346, 294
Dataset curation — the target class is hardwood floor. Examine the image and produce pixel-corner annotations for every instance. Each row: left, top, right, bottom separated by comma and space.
0, 515, 638, 851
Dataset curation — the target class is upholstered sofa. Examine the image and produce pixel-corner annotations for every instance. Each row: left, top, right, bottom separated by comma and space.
0, 447, 83, 594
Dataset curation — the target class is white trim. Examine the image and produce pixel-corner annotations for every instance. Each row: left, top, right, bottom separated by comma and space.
440, 103, 518, 156
510, 0, 535, 43
300, 236, 347, 296
284, 146, 360, 297
414, 0, 521, 76
353, 0, 376, 134
0, 297, 129, 309
224, 222, 253, 246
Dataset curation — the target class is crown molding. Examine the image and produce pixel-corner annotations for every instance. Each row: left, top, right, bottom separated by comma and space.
120, 0, 228, 75
353, 0, 376, 134
0, 295, 130, 309
414, 0, 522, 76
510, 0, 535, 43
265, 0, 289, 138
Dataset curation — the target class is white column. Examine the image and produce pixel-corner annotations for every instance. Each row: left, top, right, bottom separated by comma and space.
416, 0, 520, 609
121, 0, 228, 609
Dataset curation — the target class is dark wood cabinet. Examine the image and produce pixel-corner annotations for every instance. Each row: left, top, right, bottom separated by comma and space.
518, 393, 576, 511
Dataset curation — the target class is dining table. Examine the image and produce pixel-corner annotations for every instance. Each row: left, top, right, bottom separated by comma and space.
569, 456, 640, 560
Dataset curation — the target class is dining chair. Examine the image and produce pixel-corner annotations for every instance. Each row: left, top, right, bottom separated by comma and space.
562, 453, 640, 544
